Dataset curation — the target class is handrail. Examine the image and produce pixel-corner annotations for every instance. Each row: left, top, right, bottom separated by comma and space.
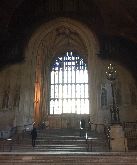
0, 138, 13, 152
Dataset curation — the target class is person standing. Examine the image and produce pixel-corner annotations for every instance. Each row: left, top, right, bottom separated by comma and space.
80, 119, 86, 137
88, 118, 91, 131
31, 127, 37, 147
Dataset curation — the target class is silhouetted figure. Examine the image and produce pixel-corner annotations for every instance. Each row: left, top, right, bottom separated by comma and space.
88, 118, 91, 131
80, 119, 85, 137
31, 127, 37, 147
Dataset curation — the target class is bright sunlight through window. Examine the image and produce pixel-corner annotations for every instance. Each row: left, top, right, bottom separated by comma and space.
50, 51, 89, 114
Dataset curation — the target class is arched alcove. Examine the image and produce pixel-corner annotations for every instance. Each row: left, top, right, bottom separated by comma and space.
26, 17, 99, 127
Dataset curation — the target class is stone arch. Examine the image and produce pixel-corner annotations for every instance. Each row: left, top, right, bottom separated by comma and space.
26, 17, 99, 125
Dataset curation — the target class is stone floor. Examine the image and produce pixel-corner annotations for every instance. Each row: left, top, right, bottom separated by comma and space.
0, 152, 137, 165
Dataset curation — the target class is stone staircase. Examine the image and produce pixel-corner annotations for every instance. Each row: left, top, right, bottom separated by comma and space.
0, 128, 137, 164
1, 128, 109, 152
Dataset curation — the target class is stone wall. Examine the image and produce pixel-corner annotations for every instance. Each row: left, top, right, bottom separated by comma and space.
0, 18, 137, 131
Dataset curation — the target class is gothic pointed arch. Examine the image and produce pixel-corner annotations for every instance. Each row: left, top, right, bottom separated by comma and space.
26, 17, 99, 125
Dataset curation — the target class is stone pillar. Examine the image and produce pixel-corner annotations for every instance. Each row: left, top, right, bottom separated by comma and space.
110, 124, 128, 152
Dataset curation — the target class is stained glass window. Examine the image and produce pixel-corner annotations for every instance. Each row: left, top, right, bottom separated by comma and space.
50, 51, 89, 114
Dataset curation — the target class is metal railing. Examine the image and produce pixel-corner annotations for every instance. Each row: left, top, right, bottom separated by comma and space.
122, 122, 137, 150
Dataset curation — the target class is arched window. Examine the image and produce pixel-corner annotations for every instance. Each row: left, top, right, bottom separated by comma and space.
50, 51, 89, 114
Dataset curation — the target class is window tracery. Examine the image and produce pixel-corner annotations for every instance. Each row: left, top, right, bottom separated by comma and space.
50, 51, 89, 114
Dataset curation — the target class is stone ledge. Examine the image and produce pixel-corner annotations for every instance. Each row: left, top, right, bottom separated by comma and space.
1, 151, 137, 156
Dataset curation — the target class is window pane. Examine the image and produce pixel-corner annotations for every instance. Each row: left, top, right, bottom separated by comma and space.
68, 84, 71, 98
59, 71, 62, 83
59, 85, 62, 98
76, 84, 80, 98
72, 84, 75, 98
85, 84, 89, 98
68, 70, 71, 83
55, 72, 58, 83
71, 99, 76, 113
51, 85, 54, 98
84, 70, 88, 83
51, 71, 54, 84
50, 100, 54, 114
55, 85, 58, 98
64, 71, 67, 83
63, 99, 68, 113
72, 70, 75, 83
63, 84, 67, 98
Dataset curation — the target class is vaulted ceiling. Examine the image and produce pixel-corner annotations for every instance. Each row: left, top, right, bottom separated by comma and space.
0, 0, 137, 79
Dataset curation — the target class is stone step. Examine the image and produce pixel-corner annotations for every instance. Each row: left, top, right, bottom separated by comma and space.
0, 153, 137, 164
12, 147, 87, 152
36, 135, 85, 139
12, 144, 87, 148
14, 139, 87, 145
36, 139, 86, 143
11, 142, 108, 152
